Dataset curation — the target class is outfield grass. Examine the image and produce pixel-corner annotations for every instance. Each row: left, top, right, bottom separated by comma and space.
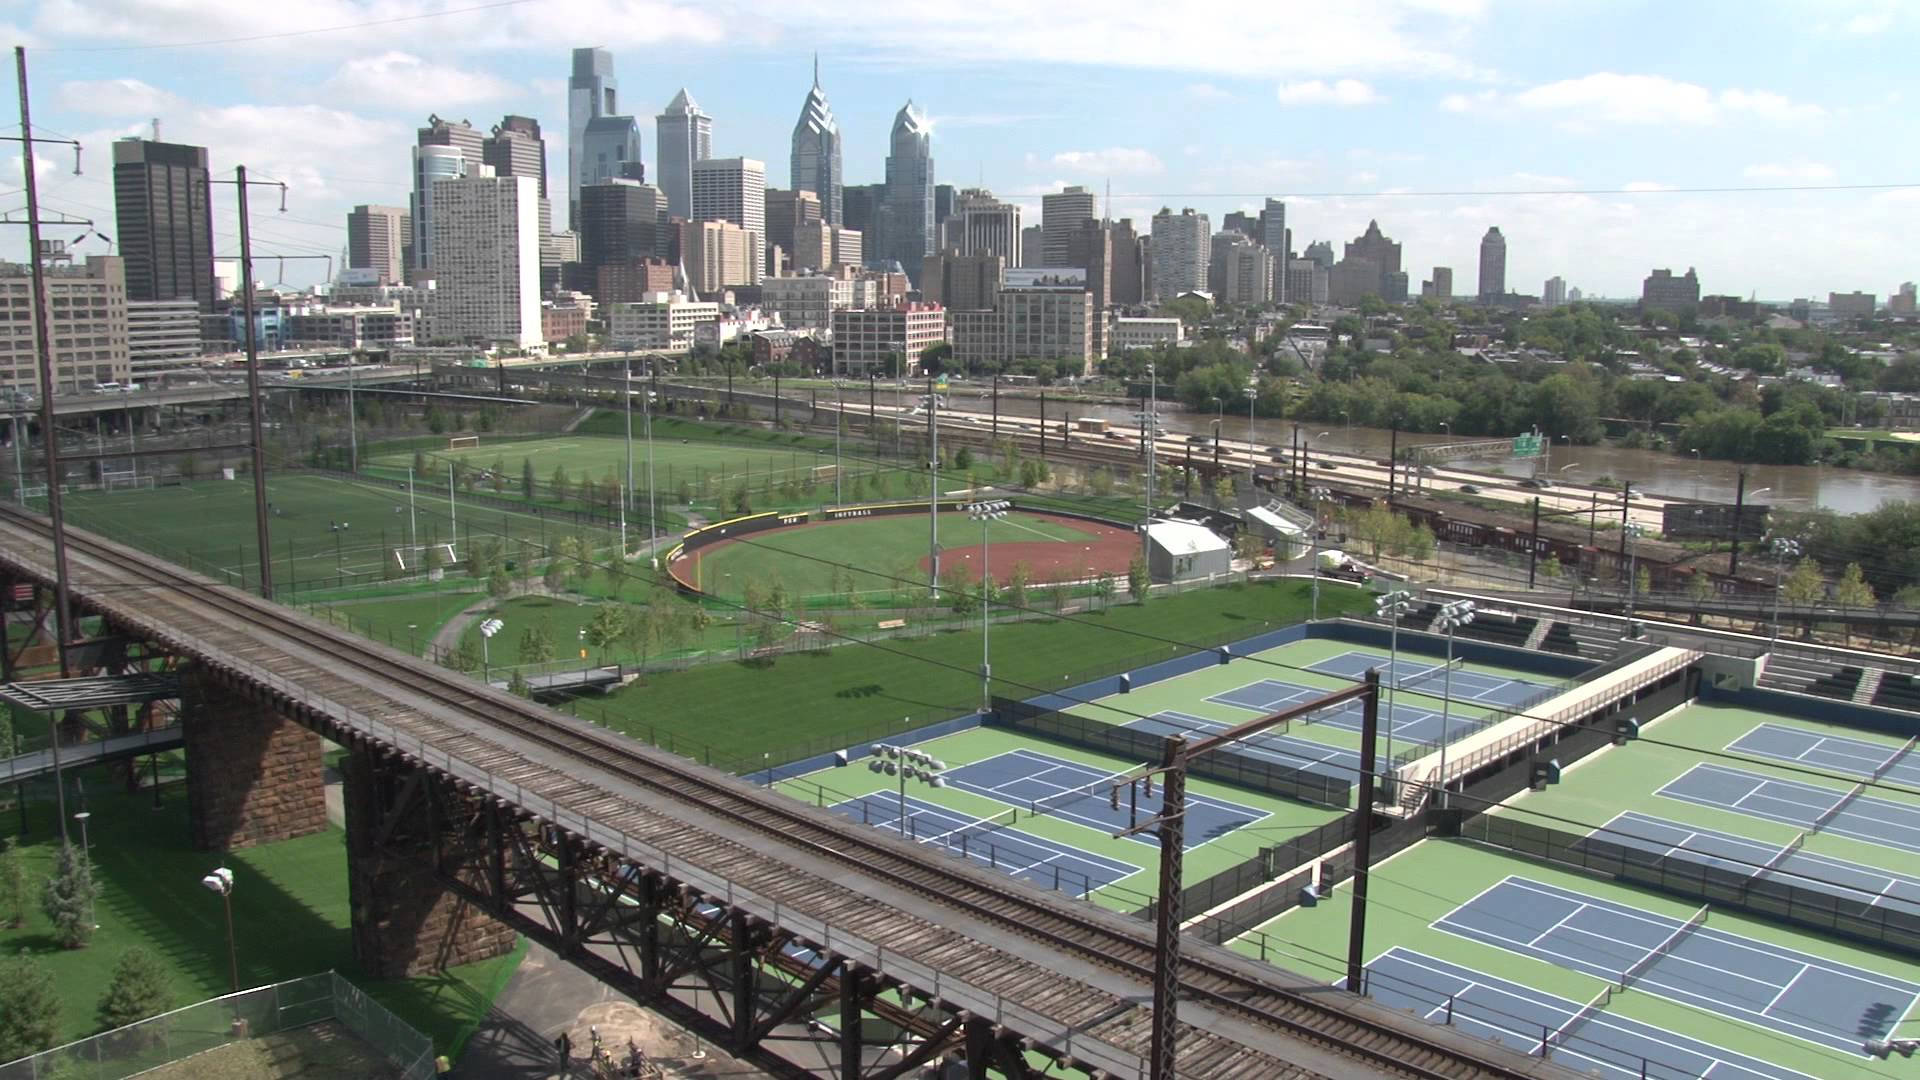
688, 509, 1109, 603
778, 726, 1343, 913
579, 580, 1375, 768
0, 769, 521, 1060
47, 473, 617, 601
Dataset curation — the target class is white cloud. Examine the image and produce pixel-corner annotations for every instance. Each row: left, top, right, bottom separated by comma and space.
1444, 73, 1824, 128
1275, 79, 1385, 106
56, 78, 182, 116
1351, 170, 1380, 184
1842, 10, 1894, 33
1184, 82, 1234, 102
1743, 160, 1837, 181
322, 53, 517, 111
1045, 148, 1164, 175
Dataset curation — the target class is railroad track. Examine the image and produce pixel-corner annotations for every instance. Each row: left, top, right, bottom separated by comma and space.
0, 504, 1557, 1080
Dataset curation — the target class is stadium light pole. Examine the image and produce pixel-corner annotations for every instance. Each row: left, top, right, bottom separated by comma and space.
873, 744, 946, 834
644, 383, 658, 568
1771, 536, 1801, 645
922, 390, 943, 598
1375, 589, 1416, 768
448, 462, 457, 547
406, 466, 418, 554
200, 867, 239, 993
1432, 599, 1476, 808
1308, 485, 1331, 620
967, 500, 1010, 710
1246, 375, 1258, 495
621, 359, 632, 557
1138, 361, 1160, 570
1623, 522, 1645, 623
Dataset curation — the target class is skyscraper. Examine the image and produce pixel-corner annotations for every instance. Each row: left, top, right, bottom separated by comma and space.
1149, 207, 1209, 299
411, 116, 484, 274
765, 188, 822, 267
691, 157, 766, 269
346, 205, 410, 285
1259, 199, 1287, 302
485, 116, 547, 200
430, 173, 542, 348
790, 56, 843, 225
568, 48, 618, 231
950, 189, 1022, 265
1543, 276, 1566, 307
880, 100, 935, 283
579, 116, 644, 190
655, 89, 711, 221
1040, 185, 1096, 266
1478, 226, 1507, 299
111, 138, 216, 310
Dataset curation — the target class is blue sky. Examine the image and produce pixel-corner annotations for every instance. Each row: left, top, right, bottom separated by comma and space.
5, 0, 1915, 299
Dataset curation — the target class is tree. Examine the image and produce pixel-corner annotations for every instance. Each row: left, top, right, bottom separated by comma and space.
412, 449, 426, 476
1540, 554, 1563, 581
1782, 557, 1826, 609
518, 623, 556, 665
508, 670, 532, 697
1405, 524, 1437, 562
522, 457, 536, 499
729, 485, 752, 515
602, 558, 626, 599
1127, 556, 1151, 602
954, 445, 973, 470
0, 954, 60, 1061
487, 567, 513, 600
449, 637, 480, 673
1686, 568, 1714, 605
98, 946, 173, 1032
0, 837, 26, 928
1233, 530, 1265, 572
1834, 562, 1876, 608
422, 542, 444, 577
1212, 474, 1235, 505
1094, 572, 1117, 609
1004, 562, 1031, 611
42, 842, 101, 948
942, 565, 976, 615
551, 465, 571, 503
584, 605, 628, 662
1635, 565, 1652, 597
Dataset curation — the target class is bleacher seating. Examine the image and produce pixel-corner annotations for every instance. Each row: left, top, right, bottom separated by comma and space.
1759, 654, 1863, 700
1874, 673, 1920, 711
1456, 613, 1536, 649
1539, 622, 1581, 656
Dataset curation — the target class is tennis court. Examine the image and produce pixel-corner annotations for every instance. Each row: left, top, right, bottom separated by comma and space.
940, 748, 1268, 847
1658, 763, 1920, 855
1124, 710, 1362, 787
1308, 650, 1553, 709
825, 792, 1138, 898
1206, 676, 1467, 747
1435, 876, 1920, 1054
1729, 722, 1920, 785
1594, 811, 1920, 913
1365, 948, 1813, 1080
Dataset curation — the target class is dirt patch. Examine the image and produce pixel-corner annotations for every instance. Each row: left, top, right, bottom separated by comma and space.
925, 513, 1137, 586
137, 1022, 399, 1080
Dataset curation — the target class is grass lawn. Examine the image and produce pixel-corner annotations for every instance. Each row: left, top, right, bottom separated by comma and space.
687, 509, 1113, 603
47, 473, 616, 603
0, 768, 522, 1063
137, 1024, 401, 1079
313, 590, 482, 653
580, 579, 1375, 769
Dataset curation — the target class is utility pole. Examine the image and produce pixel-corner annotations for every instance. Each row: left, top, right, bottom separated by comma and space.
215, 164, 288, 600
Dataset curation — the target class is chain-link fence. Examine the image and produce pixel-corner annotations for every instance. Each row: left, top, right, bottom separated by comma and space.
0, 972, 433, 1080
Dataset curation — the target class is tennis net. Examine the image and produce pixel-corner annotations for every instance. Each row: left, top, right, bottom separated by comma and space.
1873, 735, 1918, 781
1031, 771, 1134, 819
920, 807, 1019, 854
1620, 903, 1708, 990
1544, 984, 1612, 1053
1757, 832, 1805, 877
1809, 780, 1867, 834
1398, 656, 1466, 693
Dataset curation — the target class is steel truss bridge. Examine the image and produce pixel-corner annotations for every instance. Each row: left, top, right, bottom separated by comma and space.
0, 504, 1570, 1080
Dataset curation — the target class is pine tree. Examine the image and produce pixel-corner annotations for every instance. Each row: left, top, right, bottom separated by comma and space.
1127, 556, 1151, 602
522, 457, 536, 499
0, 836, 26, 928
42, 842, 101, 948
0, 953, 61, 1061
98, 946, 173, 1032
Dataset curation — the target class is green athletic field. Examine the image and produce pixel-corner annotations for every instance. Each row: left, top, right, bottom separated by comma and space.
778, 726, 1343, 915
370, 431, 859, 498
683, 508, 1125, 603
47, 473, 617, 597
1234, 700, 1920, 1077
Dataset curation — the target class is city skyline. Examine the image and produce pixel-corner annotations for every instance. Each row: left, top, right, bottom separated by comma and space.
4, 2, 1914, 298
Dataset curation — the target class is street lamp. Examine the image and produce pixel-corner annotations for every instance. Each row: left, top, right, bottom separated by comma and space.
1624, 522, 1646, 624
200, 867, 240, 993
1374, 590, 1416, 769
966, 500, 1011, 710
1431, 599, 1477, 808
1771, 536, 1802, 645
1245, 375, 1259, 493
73, 809, 95, 929
1309, 485, 1331, 620
872, 744, 947, 838
479, 617, 504, 681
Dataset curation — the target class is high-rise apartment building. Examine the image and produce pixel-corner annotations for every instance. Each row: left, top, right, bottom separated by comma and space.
949, 189, 1022, 265
1107, 219, 1145, 306
1286, 259, 1329, 305
792, 224, 861, 272
880, 101, 935, 282
830, 303, 947, 375
765, 188, 822, 267
691, 157, 766, 269
579, 179, 666, 302
654, 89, 711, 221
790, 58, 843, 225
1, 256, 129, 393
429, 173, 542, 349
1259, 199, 1288, 302
485, 115, 547, 201
1304, 240, 1335, 270
1021, 226, 1044, 268
1149, 207, 1210, 299
411, 116, 485, 274
1829, 291, 1876, 319
1041, 185, 1097, 267
111, 139, 216, 310
1422, 267, 1453, 300
1478, 226, 1507, 299
578, 115, 644, 194
1344, 220, 1401, 278
761, 274, 853, 331
1223, 244, 1274, 305
346, 205, 410, 286
678, 220, 762, 293
934, 184, 956, 234
568, 47, 619, 230
1892, 282, 1917, 315
1001, 278, 1096, 373
1642, 268, 1701, 312
1543, 276, 1566, 307
920, 252, 1005, 311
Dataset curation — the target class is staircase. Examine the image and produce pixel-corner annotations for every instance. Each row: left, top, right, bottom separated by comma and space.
1854, 667, 1886, 706
1523, 620, 1553, 651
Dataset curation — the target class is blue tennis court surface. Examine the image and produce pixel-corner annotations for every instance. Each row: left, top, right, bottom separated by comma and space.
1659, 762, 1920, 855
1310, 649, 1552, 709
940, 748, 1268, 847
1204, 678, 1464, 747
825, 793, 1138, 897
1595, 811, 1920, 914
1435, 876, 1920, 1054
1729, 722, 1920, 786
1125, 710, 1362, 788
1365, 948, 1814, 1080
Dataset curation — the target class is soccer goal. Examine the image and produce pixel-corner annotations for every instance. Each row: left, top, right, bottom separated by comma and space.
102, 472, 155, 492
448, 434, 480, 451
391, 542, 459, 573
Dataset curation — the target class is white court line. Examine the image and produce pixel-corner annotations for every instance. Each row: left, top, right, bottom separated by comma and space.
1763, 965, 1809, 1014
1528, 905, 1590, 947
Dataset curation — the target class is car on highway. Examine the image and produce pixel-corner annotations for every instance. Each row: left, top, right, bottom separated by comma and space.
1517, 477, 1550, 489
1186, 434, 1212, 445
1460, 484, 1481, 494
1317, 460, 1338, 470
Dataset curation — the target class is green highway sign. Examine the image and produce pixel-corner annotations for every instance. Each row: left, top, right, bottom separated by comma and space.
1512, 433, 1544, 457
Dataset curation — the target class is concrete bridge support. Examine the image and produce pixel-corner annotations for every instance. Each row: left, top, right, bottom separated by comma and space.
181, 668, 328, 851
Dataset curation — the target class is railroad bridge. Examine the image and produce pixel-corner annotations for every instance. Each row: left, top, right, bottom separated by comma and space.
0, 506, 1573, 1080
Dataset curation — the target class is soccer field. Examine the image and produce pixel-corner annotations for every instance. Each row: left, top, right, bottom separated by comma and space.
684, 509, 1137, 603
50, 473, 618, 595
370, 433, 856, 496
